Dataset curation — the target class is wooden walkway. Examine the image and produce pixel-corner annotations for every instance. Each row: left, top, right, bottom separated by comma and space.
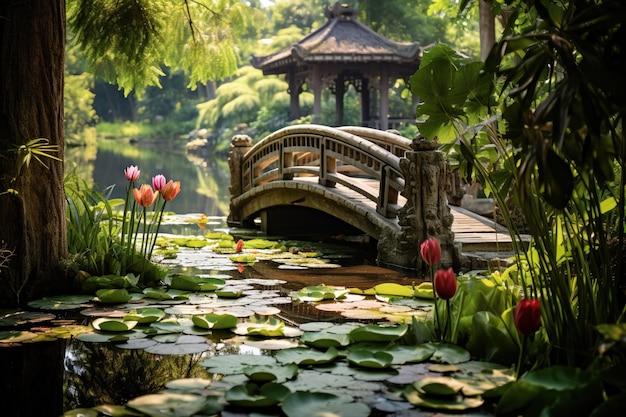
449, 205, 528, 252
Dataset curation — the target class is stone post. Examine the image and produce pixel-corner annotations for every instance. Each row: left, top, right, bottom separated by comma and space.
227, 134, 252, 226
377, 136, 461, 272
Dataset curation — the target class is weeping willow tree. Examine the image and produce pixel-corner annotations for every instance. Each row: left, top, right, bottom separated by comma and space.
0, 0, 257, 306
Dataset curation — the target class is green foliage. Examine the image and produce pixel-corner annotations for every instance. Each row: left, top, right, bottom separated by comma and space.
67, 0, 258, 95
410, 0, 625, 370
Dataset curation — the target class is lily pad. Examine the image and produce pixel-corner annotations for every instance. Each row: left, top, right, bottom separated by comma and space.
281, 391, 370, 417
191, 313, 238, 330
92, 317, 138, 332
300, 330, 351, 349
404, 391, 484, 411
27, 294, 94, 310
349, 323, 408, 343
346, 350, 394, 369
95, 289, 132, 304
225, 382, 290, 407
0, 330, 39, 343
127, 392, 218, 416
275, 347, 340, 366
373, 283, 414, 297
243, 363, 299, 382
124, 308, 166, 323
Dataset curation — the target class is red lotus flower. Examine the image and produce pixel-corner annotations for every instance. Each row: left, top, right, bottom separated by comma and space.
420, 237, 441, 266
514, 299, 541, 336
124, 165, 140, 182
152, 174, 166, 191
161, 180, 181, 202
434, 268, 457, 300
235, 239, 244, 253
133, 184, 158, 208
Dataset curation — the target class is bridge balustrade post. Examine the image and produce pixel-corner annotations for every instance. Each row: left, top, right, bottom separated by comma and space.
377, 137, 461, 271
227, 134, 253, 226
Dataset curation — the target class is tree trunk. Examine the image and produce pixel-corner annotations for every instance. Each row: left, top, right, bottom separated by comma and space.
478, 0, 495, 62
0, 1, 69, 307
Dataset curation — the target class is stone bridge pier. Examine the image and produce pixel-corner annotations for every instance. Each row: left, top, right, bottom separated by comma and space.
376, 137, 460, 271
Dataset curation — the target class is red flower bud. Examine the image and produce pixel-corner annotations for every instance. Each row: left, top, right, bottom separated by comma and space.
434, 268, 457, 300
514, 299, 541, 336
420, 237, 441, 266
235, 239, 244, 253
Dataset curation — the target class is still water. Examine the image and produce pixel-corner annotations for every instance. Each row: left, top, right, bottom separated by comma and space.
67, 138, 231, 216
59, 139, 412, 415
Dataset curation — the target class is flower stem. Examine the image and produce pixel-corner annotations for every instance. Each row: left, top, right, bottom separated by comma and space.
431, 267, 441, 341
516, 335, 527, 379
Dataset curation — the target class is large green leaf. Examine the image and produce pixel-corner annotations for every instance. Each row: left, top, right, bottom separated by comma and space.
191, 313, 238, 330
224, 382, 290, 408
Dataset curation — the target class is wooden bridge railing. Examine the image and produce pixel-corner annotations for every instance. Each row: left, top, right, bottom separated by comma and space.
238, 124, 409, 218
227, 124, 459, 270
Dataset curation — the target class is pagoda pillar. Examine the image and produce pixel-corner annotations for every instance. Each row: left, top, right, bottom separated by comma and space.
287, 68, 300, 120
311, 66, 322, 123
335, 73, 345, 126
379, 70, 389, 130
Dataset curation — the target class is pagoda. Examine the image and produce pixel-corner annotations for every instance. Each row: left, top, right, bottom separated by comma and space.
251, 2, 422, 130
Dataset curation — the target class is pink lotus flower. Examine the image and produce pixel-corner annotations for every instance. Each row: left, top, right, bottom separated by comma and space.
152, 174, 166, 191
124, 165, 140, 182
420, 237, 441, 266
235, 239, 245, 253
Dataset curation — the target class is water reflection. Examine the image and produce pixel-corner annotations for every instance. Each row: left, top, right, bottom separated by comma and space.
66, 139, 231, 215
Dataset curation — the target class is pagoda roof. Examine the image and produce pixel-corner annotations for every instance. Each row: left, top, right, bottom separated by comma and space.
251, 3, 421, 75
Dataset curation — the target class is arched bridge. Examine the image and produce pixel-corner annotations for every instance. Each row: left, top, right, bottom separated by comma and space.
227, 124, 510, 270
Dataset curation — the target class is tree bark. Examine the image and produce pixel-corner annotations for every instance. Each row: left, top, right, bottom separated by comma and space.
0, 1, 69, 306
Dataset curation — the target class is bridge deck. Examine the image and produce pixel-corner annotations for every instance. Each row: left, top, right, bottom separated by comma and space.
263, 176, 526, 252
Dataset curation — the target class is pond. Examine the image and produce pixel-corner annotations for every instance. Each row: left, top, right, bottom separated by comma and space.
3, 140, 510, 417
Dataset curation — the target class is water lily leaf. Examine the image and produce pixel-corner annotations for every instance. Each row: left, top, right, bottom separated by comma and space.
229, 254, 257, 263
92, 317, 138, 332
216, 290, 243, 298
127, 392, 214, 417
144, 341, 210, 355
244, 363, 299, 382
275, 346, 340, 366
0, 330, 39, 343
281, 391, 370, 417
115, 338, 158, 350
192, 313, 238, 330
385, 344, 437, 364
165, 378, 212, 391
414, 376, 465, 396
301, 330, 351, 349
93, 404, 145, 416
244, 239, 278, 249
95, 289, 132, 304
225, 382, 290, 407
200, 354, 277, 375
299, 322, 335, 332
168, 275, 202, 291
349, 324, 408, 343
373, 283, 414, 297
183, 238, 209, 248
413, 282, 435, 299
124, 308, 165, 323
145, 320, 184, 335
143, 288, 189, 300
347, 350, 394, 368
431, 343, 471, 364
234, 316, 286, 337
404, 390, 484, 411
27, 295, 94, 310
0, 310, 56, 327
